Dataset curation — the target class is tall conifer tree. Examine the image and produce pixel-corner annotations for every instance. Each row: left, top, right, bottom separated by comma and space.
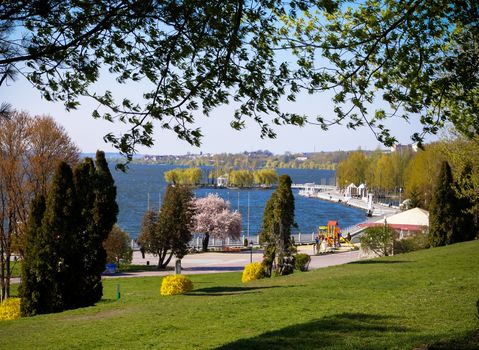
51, 162, 82, 311
88, 151, 118, 302
73, 158, 97, 306
19, 195, 46, 316
21, 162, 81, 314
260, 174, 295, 276
21, 152, 118, 315
429, 161, 458, 247
454, 162, 477, 242
74, 151, 118, 305
41, 162, 80, 312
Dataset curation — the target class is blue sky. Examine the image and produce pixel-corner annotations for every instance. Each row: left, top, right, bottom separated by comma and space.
1, 74, 437, 155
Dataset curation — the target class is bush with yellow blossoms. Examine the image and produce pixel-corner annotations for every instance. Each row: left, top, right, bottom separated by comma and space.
160, 275, 193, 296
242, 262, 265, 283
0, 298, 21, 321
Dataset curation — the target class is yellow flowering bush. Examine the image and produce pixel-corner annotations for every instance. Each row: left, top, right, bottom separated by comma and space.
160, 275, 193, 296
0, 298, 21, 321
242, 262, 265, 283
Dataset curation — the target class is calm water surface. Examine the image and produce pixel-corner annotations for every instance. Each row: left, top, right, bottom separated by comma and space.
112, 164, 365, 239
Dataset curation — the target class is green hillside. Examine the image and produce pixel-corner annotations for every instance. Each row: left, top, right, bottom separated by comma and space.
1, 241, 478, 349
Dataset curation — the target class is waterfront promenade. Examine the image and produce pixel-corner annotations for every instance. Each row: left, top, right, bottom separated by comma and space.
298, 184, 399, 217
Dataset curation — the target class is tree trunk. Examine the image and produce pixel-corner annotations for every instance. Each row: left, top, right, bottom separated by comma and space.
160, 252, 174, 270
202, 233, 210, 252
157, 248, 167, 270
0, 239, 4, 302
0, 229, 11, 302
262, 247, 275, 277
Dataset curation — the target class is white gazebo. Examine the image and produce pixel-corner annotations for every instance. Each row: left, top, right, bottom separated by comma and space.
217, 175, 228, 187
346, 183, 358, 197
358, 183, 368, 198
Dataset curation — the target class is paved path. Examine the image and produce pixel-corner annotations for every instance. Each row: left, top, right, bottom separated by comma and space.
315, 190, 399, 217
104, 246, 360, 279
10, 246, 360, 283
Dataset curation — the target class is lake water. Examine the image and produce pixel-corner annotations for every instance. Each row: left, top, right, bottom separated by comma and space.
111, 164, 366, 239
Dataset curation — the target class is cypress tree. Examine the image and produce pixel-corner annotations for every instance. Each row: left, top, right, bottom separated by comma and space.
260, 174, 295, 276
88, 151, 118, 303
53, 162, 82, 311
73, 158, 96, 306
21, 153, 118, 314
454, 162, 477, 242
75, 151, 118, 305
40, 162, 80, 312
21, 162, 81, 314
19, 195, 46, 316
429, 161, 458, 247
259, 193, 278, 277
94, 151, 118, 234
408, 186, 422, 209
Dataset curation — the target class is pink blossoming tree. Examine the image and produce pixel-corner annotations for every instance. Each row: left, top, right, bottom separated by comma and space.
192, 194, 242, 251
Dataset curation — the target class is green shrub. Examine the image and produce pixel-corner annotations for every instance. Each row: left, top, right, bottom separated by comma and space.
360, 226, 395, 256
293, 253, 311, 271
393, 232, 429, 254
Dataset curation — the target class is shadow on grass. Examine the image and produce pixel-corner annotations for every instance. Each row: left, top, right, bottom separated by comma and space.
215, 313, 412, 350
183, 266, 245, 272
188, 285, 280, 296
423, 329, 479, 350
349, 260, 410, 265
119, 265, 173, 273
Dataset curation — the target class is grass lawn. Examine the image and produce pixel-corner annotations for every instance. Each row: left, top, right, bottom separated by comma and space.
9, 259, 21, 278
1, 240, 478, 349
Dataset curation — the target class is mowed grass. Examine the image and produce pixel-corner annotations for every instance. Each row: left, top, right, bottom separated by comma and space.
1, 241, 478, 350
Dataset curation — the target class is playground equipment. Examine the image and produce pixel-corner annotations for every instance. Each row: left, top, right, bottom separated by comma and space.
315, 221, 355, 253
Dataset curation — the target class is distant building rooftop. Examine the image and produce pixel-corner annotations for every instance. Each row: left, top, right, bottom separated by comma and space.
390, 143, 418, 153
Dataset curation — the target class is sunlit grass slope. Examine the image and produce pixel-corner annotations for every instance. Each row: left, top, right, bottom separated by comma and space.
1, 240, 478, 349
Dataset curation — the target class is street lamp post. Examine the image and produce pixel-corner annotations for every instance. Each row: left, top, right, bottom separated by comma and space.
250, 241, 253, 263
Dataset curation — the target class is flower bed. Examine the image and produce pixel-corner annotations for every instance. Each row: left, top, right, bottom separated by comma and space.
160, 275, 193, 296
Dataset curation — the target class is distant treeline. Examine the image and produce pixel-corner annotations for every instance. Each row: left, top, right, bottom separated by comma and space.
164, 168, 278, 187
336, 149, 414, 200
227, 169, 278, 187
138, 150, 375, 170
336, 135, 479, 210
164, 168, 202, 185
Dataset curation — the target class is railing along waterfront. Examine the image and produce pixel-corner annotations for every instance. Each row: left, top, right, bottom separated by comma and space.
131, 233, 320, 251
